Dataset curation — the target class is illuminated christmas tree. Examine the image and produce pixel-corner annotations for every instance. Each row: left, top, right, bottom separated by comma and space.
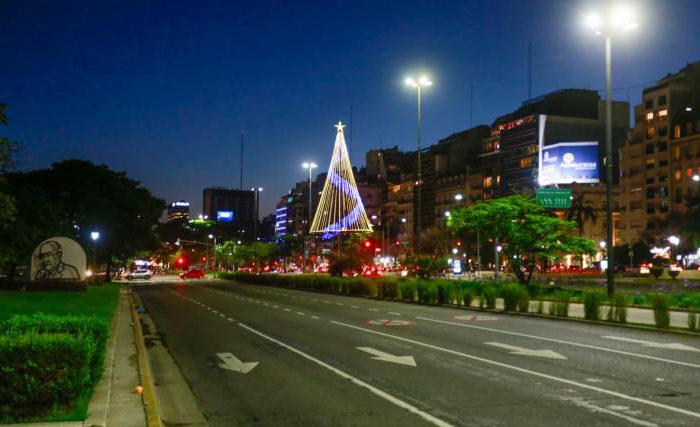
310, 122, 372, 236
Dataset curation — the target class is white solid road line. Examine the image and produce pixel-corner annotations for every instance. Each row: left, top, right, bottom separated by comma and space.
563, 397, 658, 427
237, 322, 452, 427
332, 321, 700, 421
416, 316, 700, 369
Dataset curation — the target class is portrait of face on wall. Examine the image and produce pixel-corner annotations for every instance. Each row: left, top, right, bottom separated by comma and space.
30, 237, 87, 281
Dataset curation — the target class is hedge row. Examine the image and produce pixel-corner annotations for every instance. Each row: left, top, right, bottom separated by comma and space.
0, 314, 109, 421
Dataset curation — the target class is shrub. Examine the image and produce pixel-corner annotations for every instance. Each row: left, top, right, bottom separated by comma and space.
548, 292, 570, 317
650, 267, 664, 279
482, 285, 498, 310
1, 314, 108, 383
650, 293, 671, 329
461, 288, 474, 307
668, 270, 680, 279
377, 279, 398, 300
583, 289, 606, 321
502, 284, 528, 312
611, 293, 628, 323
398, 281, 416, 302
688, 309, 698, 332
0, 333, 93, 420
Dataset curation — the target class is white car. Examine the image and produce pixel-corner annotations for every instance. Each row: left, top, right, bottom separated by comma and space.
125, 269, 151, 280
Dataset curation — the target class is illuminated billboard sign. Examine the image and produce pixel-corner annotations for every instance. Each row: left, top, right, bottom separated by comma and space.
216, 211, 234, 222
171, 201, 189, 207
539, 142, 599, 185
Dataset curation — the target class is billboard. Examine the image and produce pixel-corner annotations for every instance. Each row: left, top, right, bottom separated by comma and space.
538, 142, 599, 185
216, 210, 234, 222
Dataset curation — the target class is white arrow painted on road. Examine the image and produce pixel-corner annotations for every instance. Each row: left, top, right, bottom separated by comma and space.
602, 336, 700, 352
486, 342, 567, 360
356, 347, 417, 367
217, 352, 259, 374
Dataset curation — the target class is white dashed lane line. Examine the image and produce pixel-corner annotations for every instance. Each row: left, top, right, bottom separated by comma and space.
389, 312, 402, 316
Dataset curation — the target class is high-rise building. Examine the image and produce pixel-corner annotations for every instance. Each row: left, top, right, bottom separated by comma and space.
618, 61, 700, 246
202, 188, 255, 233
166, 200, 190, 222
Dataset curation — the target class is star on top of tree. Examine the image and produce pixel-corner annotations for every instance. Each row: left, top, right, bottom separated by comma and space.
334, 121, 346, 132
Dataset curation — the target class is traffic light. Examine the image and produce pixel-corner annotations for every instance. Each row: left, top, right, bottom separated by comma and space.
364, 241, 372, 248
177, 257, 184, 265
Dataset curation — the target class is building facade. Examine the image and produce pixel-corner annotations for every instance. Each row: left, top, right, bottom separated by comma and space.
166, 200, 190, 222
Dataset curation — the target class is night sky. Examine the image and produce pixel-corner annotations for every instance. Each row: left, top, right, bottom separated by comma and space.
2, 0, 700, 216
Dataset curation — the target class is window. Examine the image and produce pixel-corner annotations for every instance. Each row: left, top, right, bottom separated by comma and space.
659, 126, 668, 137
646, 112, 654, 123
673, 146, 681, 161
645, 144, 654, 154
659, 174, 668, 183
645, 98, 654, 109
660, 200, 669, 213
645, 158, 655, 169
659, 95, 667, 106
483, 177, 493, 188
675, 191, 683, 204
519, 157, 532, 168
645, 177, 655, 184
630, 201, 642, 210
646, 127, 655, 138
647, 221, 656, 230
684, 147, 693, 159
660, 186, 668, 198
674, 125, 681, 139
646, 203, 655, 214
659, 160, 668, 167
646, 187, 655, 199
674, 169, 682, 181
659, 141, 667, 151
688, 167, 694, 177
658, 109, 668, 119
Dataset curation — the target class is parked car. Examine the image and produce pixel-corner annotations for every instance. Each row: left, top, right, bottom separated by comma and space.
125, 269, 151, 280
180, 269, 205, 279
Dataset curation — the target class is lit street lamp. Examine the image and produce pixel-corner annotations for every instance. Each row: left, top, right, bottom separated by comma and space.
302, 161, 318, 272
583, 5, 638, 296
405, 74, 433, 253
252, 187, 263, 240
90, 231, 100, 280
693, 174, 700, 183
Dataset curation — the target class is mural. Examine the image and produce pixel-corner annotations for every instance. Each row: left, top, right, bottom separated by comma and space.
31, 237, 87, 281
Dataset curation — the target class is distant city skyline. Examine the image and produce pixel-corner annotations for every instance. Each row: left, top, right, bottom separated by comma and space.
2, 0, 699, 216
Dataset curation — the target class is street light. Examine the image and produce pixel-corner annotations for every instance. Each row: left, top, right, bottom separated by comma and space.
454, 194, 463, 201
302, 162, 318, 272
583, 5, 638, 296
252, 187, 263, 240
693, 174, 700, 182
405, 74, 433, 253
90, 231, 100, 280
208, 234, 217, 278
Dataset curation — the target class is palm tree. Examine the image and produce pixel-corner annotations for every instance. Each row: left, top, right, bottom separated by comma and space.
566, 193, 597, 236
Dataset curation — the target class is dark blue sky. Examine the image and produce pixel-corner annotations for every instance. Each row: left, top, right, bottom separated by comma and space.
2, 0, 699, 216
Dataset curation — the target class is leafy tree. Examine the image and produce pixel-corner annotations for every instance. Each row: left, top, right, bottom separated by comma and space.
0, 103, 18, 228
418, 226, 453, 256
448, 195, 596, 284
566, 193, 597, 236
2, 160, 165, 279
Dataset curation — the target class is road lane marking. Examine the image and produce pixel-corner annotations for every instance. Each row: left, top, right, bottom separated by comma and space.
237, 322, 452, 427
388, 312, 402, 316
367, 319, 413, 326
563, 397, 658, 427
284, 308, 291, 312
273, 305, 279, 308
416, 316, 700, 369
368, 308, 379, 312
356, 347, 417, 367
310, 315, 320, 320
297, 312, 305, 316
332, 321, 700, 421
351, 305, 360, 309
485, 342, 567, 360
217, 352, 258, 374
602, 336, 700, 352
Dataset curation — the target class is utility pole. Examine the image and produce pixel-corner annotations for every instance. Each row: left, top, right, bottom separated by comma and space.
240, 129, 244, 189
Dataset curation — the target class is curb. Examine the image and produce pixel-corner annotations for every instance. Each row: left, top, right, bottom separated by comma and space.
129, 291, 164, 427
217, 278, 700, 337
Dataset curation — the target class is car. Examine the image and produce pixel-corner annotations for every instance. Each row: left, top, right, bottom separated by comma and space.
180, 269, 205, 279
125, 269, 151, 280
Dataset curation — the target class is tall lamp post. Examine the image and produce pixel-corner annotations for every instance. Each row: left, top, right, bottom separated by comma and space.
90, 231, 100, 280
208, 234, 217, 278
405, 75, 433, 253
584, 6, 638, 296
302, 161, 318, 272
252, 187, 263, 240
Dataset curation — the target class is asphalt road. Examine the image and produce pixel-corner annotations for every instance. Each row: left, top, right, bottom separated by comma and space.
134, 277, 700, 427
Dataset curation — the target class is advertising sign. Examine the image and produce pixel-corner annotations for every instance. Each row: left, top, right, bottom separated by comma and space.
539, 142, 599, 185
536, 188, 572, 209
216, 210, 234, 222
31, 237, 87, 281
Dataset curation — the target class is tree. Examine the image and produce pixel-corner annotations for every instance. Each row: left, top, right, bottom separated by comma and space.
448, 195, 596, 284
418, 226, 453, 256
566, 193, 597, 236
0, 103, 18, 228
2, 160, 165, 280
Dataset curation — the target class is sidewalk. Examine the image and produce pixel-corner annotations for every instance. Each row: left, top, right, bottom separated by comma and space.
474, 298, 689, 328
85, 288, 147, 427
